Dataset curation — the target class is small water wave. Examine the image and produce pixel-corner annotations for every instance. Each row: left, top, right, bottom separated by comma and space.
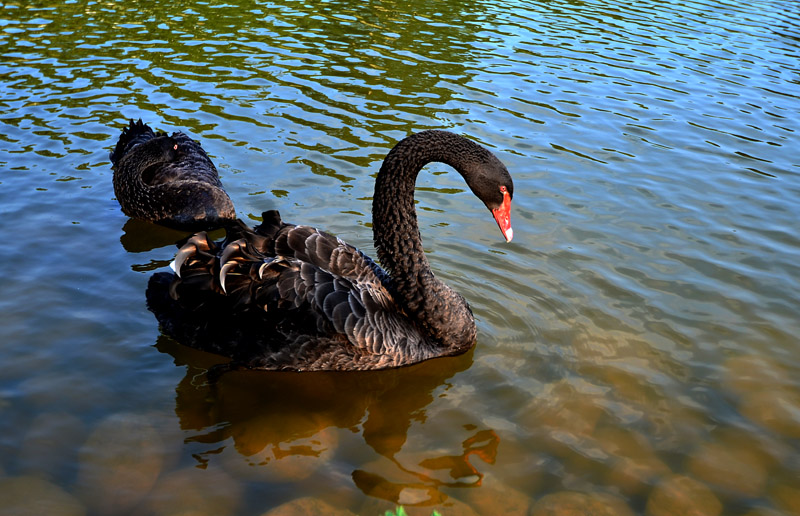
1, 0, 799, 514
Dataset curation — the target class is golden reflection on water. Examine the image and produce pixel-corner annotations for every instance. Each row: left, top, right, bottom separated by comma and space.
158, 336, 497, 505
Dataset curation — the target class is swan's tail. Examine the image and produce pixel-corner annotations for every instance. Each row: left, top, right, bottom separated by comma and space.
109, 119, 165, 166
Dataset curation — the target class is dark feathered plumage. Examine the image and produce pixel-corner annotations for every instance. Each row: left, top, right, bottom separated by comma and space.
147, 130, 514, 371
110, 119, 236, 230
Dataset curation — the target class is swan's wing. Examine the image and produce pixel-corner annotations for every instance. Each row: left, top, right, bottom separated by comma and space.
174, 220, 399, 318
166, 217, 424, 370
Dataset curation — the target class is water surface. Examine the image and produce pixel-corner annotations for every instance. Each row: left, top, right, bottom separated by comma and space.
1, 0, 799, 514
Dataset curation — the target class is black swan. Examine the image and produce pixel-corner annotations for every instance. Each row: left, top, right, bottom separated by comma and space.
110, 119, 236, 230
151, 130, 514, 371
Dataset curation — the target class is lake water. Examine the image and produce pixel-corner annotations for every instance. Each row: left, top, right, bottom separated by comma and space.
1, 0, 799, 514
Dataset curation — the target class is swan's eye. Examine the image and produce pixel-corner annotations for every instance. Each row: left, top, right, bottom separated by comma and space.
499, 185, 507, 194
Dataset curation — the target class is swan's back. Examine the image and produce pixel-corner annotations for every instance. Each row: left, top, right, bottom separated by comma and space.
111, 119, 236, 230
148, 211, 441, 371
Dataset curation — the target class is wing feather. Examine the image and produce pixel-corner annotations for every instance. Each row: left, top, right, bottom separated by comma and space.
159, 211, 430, 370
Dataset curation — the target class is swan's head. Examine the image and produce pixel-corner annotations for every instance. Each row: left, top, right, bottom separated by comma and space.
137, 135, 180, 165
158, 136, 180, 159
464, 150, 514, 243
380, 130, 515, 243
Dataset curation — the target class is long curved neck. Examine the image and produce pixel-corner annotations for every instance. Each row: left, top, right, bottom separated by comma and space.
372, 131, 477, 350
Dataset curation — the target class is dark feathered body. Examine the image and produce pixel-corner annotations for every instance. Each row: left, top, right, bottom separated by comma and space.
111, 119, 236, 230
148, 211, 465, 370
148, 131, 514, 371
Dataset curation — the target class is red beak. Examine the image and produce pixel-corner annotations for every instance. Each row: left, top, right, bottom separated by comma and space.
491, 191, 513, 242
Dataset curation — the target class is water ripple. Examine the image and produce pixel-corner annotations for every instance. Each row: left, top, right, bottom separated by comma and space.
1, 0, 799, 513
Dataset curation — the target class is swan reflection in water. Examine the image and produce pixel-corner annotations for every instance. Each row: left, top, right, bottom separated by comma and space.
150, 324, 500, 506
119, 218, 230, 274
119, 218, 201, 255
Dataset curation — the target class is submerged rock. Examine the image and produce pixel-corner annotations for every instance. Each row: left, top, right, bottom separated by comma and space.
594, 427, 671, 495
457, 474, 532, 516
145, 466, 242, 516
530, 491, 634, 516
0, 475, 86, 516
76, 412, 164, 515
645, 474, 722, 516
721, 355, 792, 398
721, 354, 800, 439
261, 496, 357, 516
739, 389, 800, 439
769, 483, 800, 515
360, 495, 480, 516
519, 379, 605, 438
687, 438, 769, 498
741, 508, 789, 516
